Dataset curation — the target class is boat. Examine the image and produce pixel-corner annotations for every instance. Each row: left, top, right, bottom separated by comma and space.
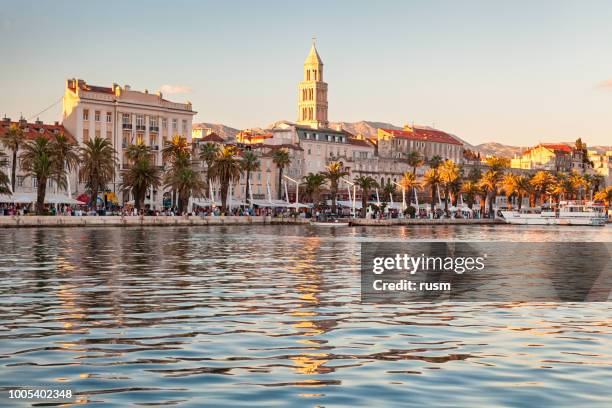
501, 201, 607, 226
309, 215, 350, 227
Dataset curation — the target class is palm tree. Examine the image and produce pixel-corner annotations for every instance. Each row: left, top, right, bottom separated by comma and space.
515, 175, 530, 210
301, 172, 326, 208
126, 143, 151, 162
428, 155, 443, 170
501, 173, 519, 210
322, 161, 349, 213
272, 149, 291, 199
405, 151, 424, 175
199, 142, 220, 196
20, 136, 61, 214
550, 173, 573, 204
241, 150, 260, 205
79, 137, 117, 210
485, 156, 510, 171
399, 171, 420, 206
354, 176, 379, 218
530, 170, 554, 206
208, 146, 242, 213
120, 153, 161, 211
164, 161, 205, 214
1, 124, 25, 192
162, 134, 189, 164
569, 171, 586, 200
50, 132, 79, 193
460, 180, 479, 209
439, 160, 460, 211
594, 186, 612, 214
423, 168, 441, 214
479, 170, 502, 218
0, 151, 12, 195
382, 181, 396, 204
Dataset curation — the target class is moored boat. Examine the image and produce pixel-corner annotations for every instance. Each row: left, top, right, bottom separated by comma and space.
501, 201, 606, 226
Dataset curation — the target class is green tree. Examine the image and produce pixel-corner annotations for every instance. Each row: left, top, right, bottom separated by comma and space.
164, 157, 205, 214
428, 155, 443, 170
1, 124, 25, 192
208, 146, 243, 213
530, 170, 555, 206
241, 150, 261, 205
120, 148, 161, 211
438, 160, 460, 211
501, 173, 519, 210
514, 174, 531, 210
0, 151, 10, 195
20, 137, 61, 214
405, 151, 424, 175
354, 176, 379, 218
50, 132, 79, 192
272, 149, 291, 200
399, 171, 420, 207
479, 170, 502, 217
460, 180, 479, 209
79, 137, 117, 209
301, 172, 326, 208
382, 180, 396, 204
162, 134, 190, 207
322, 161, 349, 213
423, 168, 441, 214
199, 142, 220, 196
485, 156, 510, 171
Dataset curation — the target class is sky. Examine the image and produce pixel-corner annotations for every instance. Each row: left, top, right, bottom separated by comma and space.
1, 0, 612, 146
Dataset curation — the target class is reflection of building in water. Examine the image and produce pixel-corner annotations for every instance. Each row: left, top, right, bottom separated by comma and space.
286, 236, 337, 375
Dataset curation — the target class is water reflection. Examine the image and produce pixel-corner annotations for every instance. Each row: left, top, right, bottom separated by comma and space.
0, 225, 611, 407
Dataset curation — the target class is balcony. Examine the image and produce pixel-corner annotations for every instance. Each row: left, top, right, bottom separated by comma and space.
122, 141, 127, 149
136, 125, 146, 131
152, 145, 159, 151
149, 126, 159, 133
122, 123, 132, 130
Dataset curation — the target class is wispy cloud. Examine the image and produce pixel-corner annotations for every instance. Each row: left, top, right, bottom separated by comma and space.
159, 84, 192, 94
595, 79, 612, 90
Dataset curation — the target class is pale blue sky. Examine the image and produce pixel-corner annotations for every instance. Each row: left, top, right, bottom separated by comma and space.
1, 0, 612, 145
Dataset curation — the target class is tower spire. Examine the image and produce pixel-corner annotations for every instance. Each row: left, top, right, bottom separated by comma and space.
298, 41, 328, 128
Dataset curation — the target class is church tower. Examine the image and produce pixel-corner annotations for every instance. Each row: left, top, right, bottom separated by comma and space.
297, 41, 328, 128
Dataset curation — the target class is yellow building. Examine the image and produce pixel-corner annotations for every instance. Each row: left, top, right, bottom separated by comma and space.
297, 41, 328, 129
510, 143, 573, 171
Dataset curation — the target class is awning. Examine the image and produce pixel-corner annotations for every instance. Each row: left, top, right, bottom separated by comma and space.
0, 192, 85, 204
192, 198, 248, 207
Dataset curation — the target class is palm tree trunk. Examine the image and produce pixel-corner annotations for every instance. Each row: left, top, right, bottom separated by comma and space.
91, 186, 98, 210
36, 177, 47, 215
361, 189, 368, 218
331, 182, 337, 214
444, 187, 449, 211
11, 149, 17, 192
245, 170, 251, 204
278, 168, 283, 200
430, 186, 435, 214
488, 192, 495, 218
507, 194, 513, 210
220, 181, 229, 214
517, 193, 523, 210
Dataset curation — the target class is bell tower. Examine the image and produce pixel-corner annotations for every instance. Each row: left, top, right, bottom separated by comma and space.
298, 40, 328, 128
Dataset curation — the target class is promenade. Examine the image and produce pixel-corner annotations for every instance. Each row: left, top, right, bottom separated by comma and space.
0, 215, 504, 228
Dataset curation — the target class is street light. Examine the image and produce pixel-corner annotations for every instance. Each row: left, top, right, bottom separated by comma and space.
283, 174, 299, 208
341, 178, 356, 218
392, 180, 406, 211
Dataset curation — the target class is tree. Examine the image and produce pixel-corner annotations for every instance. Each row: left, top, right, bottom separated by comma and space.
594, 186, 612, 213
501, 173, 519, 210
1, 124, 25, 193
514, 175, 531, 210
208, 146, 242, 213
164, 159, 205, 214
485, 156, 510, 171
272, 149, 291, 200
241, 150, 261, 205
428, 155, 443, 170
120, 149, 161, 211
79, 137, 117, 210
0, 152, 10, 195
354, 176, 379, 218
399, 172, 420, 207
405, 151, 424, 175
460, 180, 479, 209
322, 161, 349, 213
199, 142, 220, 196
479, 170, 502, 217
569, 171, 586, 200
423, 168, 441, 214
530, 170, 555, 206
50, 132, 79, 192
551, 173, 573, 204
438, 160, 460, 211
301, 172, 326, 208
382, 181, 396, 204
20, 137, 61, 214
162, 135, 190, 207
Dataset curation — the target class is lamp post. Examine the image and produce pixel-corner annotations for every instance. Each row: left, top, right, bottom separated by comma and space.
392, 180, 406, 211
283, 175, 299, 209
341, 178, 356, 218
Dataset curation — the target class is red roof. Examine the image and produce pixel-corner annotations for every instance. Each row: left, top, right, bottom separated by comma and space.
200, 132, 225, 143
347, 137, 373, 147
380, 127, 462, 145
540, 143, 572, 153
0, 120, 76, 143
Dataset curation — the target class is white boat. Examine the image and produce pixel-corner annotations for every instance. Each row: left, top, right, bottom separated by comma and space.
310, 218, 350, 227
501, 201, 607, 226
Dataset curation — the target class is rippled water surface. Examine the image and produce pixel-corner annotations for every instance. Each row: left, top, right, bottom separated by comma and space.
1, 225, 611, 407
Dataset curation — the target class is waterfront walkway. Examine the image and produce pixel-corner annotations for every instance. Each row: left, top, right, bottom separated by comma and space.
0, 215, 503, 228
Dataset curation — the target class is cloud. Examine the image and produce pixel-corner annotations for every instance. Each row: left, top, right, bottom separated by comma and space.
159, 84, 192, 94
595, 79, 612, 90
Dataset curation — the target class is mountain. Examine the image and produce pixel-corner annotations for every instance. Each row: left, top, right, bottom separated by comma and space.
473, 142, 524, 158
193, 123, 240, 139
330, 120, 401, 137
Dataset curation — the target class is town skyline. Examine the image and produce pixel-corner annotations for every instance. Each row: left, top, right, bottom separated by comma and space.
2, 0, 612, 146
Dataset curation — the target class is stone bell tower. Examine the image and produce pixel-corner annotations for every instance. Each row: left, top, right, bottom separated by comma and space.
297, 40, 328, 128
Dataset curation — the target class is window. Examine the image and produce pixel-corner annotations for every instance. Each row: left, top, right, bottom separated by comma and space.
136, 115, 145, 126
95, 111, 100, 122
95, 129, 100, 138
122, 114, 130, 124
172, 119, 177, 130
162, 118, 167, 129
17, 176, 24, 187
32, 177, 37, 188
106, 112, 112, 123
150, 117, 158, 128
83, 129, 89, 142
182, 119, 187, 130
83, 109, 89, 120
106, 131, 112, 140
